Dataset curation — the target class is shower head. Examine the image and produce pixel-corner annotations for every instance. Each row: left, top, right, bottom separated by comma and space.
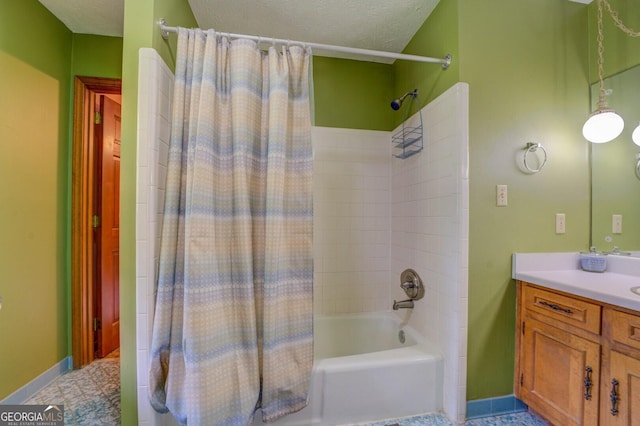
390, 89, 418, 110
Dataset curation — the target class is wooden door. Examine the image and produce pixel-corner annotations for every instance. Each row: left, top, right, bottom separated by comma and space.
95, 95, 121, 358
519, 318, 601, 426
603, 351, 640, 426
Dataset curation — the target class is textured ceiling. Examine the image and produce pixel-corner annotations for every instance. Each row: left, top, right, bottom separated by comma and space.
39, 0, 124, 37
187, 0, 440, 62
37, 0, 591, 62
38, 0, 440, 63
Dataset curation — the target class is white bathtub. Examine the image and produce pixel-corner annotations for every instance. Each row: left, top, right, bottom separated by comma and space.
257, 312, 443, 425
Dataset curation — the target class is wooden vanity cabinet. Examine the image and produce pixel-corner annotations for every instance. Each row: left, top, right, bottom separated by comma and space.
515, 281, 640, 426
515, 283, 601, 426
604, 351, 640, 426
601, 309, 640, 426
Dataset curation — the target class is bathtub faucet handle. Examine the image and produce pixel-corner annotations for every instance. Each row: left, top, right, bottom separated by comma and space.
401, 281, 416, 290
398, 269, 425, 301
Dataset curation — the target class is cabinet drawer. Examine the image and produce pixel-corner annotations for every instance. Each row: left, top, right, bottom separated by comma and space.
523, 285, 601, 335
610, 309, 640, 351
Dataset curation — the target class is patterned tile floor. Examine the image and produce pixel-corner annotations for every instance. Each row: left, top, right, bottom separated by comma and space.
356, 411, 549, 426
23, 350, 547, 426
25, 351, 120, 425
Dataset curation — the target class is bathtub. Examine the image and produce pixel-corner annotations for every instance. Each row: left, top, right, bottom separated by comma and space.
257, 312, 443, 425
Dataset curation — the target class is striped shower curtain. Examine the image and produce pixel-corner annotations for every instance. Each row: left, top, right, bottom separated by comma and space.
149, 28, 314, 425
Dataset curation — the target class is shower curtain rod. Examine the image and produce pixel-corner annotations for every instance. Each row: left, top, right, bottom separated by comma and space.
159, 19, 452, 68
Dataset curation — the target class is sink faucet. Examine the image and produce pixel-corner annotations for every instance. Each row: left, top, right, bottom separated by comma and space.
606, 246, 631, 256
393, 299, 414, 310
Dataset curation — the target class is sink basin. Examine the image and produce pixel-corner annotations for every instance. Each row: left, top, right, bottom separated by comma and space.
631, 287, 640, 296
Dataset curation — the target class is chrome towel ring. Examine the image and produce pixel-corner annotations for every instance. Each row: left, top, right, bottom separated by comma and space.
522, 142, 547, 173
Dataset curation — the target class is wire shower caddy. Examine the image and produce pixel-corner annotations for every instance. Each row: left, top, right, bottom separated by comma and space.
392, 90, 423, 159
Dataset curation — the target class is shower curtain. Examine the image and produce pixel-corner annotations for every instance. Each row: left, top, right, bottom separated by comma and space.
149, 28, 314, 425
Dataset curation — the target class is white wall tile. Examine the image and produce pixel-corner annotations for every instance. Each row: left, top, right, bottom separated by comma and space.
137, 277, 148, 315
137, 348, 149, 387
312, 127, 391, 315
391, 83, 469, 423
137, 386, 151, 423
136, 48, 175, 426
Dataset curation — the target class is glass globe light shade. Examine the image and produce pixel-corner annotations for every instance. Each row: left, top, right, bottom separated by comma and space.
632, 123, 640, 146
582, 109, 624, 143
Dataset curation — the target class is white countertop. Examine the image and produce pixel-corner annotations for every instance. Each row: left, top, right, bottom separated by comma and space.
512, 253, 640, 312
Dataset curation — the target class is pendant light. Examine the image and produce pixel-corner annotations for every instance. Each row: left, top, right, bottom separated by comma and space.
632, 123, 640, 146
582, 0, 624, 143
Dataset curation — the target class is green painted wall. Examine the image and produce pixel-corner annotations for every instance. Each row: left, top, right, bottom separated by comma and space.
71, 34, 123, 78
588, 0, 640, 82
395, 0, 592, 400
459, 0, 591, 400
0, 0, 72, 400
120, 3, 155, 420
393, 0, 460, 126
120, 0, 197, 422
312, 57, 394, 130
0, 2, 123, 403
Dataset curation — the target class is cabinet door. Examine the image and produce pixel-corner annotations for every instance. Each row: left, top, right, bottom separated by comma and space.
519, 318, 600, 426
603, 351, 640, 426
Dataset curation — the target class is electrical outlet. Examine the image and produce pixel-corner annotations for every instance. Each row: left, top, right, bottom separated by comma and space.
496, 185, 508, 207
555, 213, 566, 234
612, 214, 622, 234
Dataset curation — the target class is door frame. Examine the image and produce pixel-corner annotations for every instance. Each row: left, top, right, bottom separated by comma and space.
71, 76, 121, 369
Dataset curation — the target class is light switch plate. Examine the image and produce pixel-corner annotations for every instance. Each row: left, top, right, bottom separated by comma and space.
612, 214, 622, 234
555, 213, 566, 234
496, 185, 507, 207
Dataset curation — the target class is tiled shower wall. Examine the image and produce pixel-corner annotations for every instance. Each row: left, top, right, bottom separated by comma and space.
135, 48, 177, 426
312, 127, 390, 315
391, 83, 469, 422
135, 48, 468, 424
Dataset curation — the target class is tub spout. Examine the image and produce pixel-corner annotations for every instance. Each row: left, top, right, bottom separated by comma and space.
393, 299, 414, 310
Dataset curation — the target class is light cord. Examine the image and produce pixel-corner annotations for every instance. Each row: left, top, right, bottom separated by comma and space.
596, 0, 607, 110
596, 0, 640, 110
602, 0, 640, 37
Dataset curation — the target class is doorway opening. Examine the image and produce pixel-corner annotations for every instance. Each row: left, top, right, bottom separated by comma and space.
71, 76, 122, 368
